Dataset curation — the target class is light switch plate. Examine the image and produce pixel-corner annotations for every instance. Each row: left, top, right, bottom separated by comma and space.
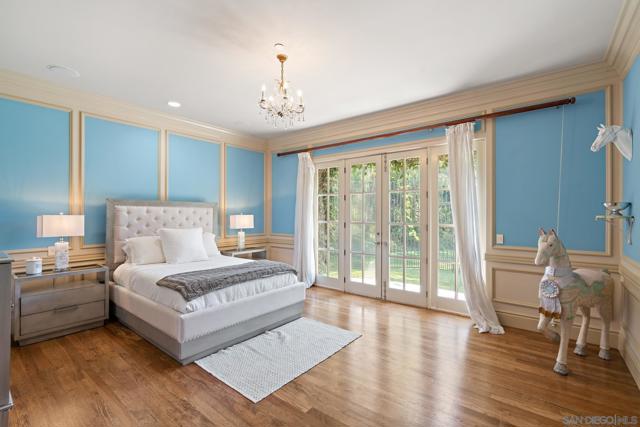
496, 234, 504, 245
47, 246, 55, 256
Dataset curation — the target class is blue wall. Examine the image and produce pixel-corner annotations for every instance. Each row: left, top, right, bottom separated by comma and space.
226, 146, 265, 235
495, 90, 606, 251
0, 98, 70, 250
84, 116, 159, 244
624, 55, 640, 262
168, 133, 220, 204
271, 153, 298, 234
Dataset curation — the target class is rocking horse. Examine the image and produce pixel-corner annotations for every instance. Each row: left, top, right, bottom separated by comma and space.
534, 228, 613, 376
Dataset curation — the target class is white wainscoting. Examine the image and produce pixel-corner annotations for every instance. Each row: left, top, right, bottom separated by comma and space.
620, 256, 640, 388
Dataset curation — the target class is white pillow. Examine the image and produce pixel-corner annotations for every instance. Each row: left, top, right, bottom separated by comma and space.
159, 228, 209, 264
122, 236, 165, 265
203, 232, 220, 256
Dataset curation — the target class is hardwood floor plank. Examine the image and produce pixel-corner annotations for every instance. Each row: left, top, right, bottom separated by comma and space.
9, 287, 640, 426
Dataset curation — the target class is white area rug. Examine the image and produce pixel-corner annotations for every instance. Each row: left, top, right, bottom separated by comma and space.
195, 317, 361, 403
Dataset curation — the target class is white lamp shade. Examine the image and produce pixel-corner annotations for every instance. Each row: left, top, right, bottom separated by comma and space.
229, 214, 254, 230
37, 214, 85, 238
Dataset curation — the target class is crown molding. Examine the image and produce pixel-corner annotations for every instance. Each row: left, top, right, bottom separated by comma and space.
267, 62, 619, 152
605, 0, 640, 78
0, 69, 267, 150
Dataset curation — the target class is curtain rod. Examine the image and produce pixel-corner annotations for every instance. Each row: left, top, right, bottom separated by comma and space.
276, 97, 576, 157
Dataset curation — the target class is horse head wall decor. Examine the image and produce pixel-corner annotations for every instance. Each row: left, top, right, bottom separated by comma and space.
534, 228, 613, 376
591, 124, 633, 161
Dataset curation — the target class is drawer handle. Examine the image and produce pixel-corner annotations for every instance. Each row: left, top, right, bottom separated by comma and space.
54, 305, 79, 313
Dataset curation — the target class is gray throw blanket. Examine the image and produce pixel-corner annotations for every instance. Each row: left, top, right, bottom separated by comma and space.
156, 260, 297, 301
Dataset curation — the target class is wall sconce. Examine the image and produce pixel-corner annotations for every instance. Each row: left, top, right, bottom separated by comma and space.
595, 202, 635, 245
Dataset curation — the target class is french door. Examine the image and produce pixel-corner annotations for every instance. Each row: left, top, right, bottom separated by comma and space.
316, 150, 428, 307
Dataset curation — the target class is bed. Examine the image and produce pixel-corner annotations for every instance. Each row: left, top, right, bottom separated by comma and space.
106, 199, 306, 365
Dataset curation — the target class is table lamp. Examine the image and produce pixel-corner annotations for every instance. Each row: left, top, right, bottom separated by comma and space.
37, 213, 84, 271
229, 214, 254, 250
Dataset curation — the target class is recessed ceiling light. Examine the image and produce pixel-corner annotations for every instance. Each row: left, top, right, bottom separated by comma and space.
46, 64, 80, 77
167, 101, 181, 108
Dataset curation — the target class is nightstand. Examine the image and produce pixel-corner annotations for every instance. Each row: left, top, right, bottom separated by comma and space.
12, 265, 109, 346
221, 247, 267, 259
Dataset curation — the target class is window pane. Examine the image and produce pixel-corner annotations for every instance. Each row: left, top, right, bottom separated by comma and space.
390, 225, 404, 256
363, 255, 376, 285
406, 225, 420, 257
438, 226, 456, 298
318, 169, 328, 193
318, 195, 327, 221
350, 164, 363, 192
329, 167, 339, 194
405, 258, 420, 293
390, 159, 404, 191
390, 192, 403, 223
405, 157, 420, 190
438, 155, 449, 190
364, 193, 376, 223
363, 163, 376, 192
318, 250, 327, 276
328, 222, 338, 250
350, 194, 362, 222
328, 195, 339, 221
364, 224, 377, 254
405, 192, 420, 224
318, 223, 327, 249
389, 257, 403, 289
328, 251, 339, 279
351, 224, 363, 253
438, 192, 452, 225
351, 254, 362, 282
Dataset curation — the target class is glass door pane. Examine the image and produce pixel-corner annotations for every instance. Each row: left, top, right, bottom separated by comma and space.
345, 156, 382, 298
429, 147, 467, 314
383, 150, 427, 307
316, 163, 342, 289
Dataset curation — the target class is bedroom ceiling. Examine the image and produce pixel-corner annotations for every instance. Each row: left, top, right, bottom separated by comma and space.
0, 0, 623, 138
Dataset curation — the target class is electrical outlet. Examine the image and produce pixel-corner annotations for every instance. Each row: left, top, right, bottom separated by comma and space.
496, 234, 504, 245
47, 246, 55, 256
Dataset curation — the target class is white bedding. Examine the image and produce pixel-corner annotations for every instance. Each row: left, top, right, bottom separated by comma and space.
113, 255, 298, 314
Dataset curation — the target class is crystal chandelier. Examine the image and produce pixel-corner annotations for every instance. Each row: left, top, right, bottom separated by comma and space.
258, 43, 305, 128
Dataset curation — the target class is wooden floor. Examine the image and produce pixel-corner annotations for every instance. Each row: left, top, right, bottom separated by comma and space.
9, 287, 640, 427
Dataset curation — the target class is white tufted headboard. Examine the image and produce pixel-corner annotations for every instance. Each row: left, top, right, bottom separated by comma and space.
105, 199, 219, 272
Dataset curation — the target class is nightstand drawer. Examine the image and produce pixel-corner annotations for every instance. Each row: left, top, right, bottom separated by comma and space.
21, 301, 105, 336
21, 281, 104, 316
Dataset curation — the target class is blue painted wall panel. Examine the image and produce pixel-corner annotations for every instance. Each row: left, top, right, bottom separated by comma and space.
226, 146, 264, 235
495, 90, 606, 251
0, 98, 70, 250
84, 117, 159, 244
624, 55, 640, 261
271, 153, 298, 234
168, 134, 220, 204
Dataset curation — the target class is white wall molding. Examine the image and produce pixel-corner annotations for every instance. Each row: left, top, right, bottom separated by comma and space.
268, 62, 619, 152
0, 69, 266, 150
620, 256, 640, 301
619, 256, 640, 389
605, 0, 640, 78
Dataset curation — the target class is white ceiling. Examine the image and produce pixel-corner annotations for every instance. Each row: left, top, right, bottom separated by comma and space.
0, 0, 623, 138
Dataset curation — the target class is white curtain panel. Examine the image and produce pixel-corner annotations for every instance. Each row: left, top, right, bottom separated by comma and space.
446, 123, 504, 334
293, 153, 316, 287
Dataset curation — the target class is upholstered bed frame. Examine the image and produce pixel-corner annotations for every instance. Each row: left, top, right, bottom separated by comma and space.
105, 199, 305, 365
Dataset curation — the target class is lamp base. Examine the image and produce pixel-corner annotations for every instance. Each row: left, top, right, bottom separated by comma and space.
54, 240, 69, 271
237, 230, 246, 250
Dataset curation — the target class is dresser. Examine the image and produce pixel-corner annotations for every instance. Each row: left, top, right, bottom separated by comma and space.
0, 253, 13, 427
13, 265, 109, 346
